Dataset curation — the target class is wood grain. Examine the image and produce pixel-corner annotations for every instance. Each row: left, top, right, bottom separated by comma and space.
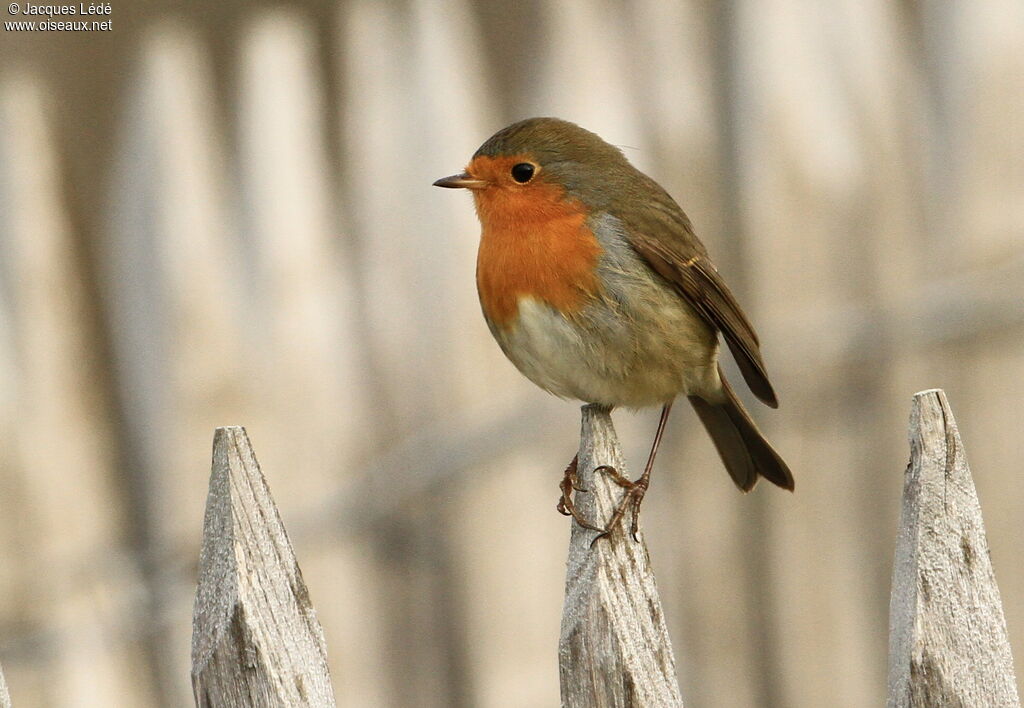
191, 427, 336, 707
887, 389, 1020, 707
559, 405, 683, 707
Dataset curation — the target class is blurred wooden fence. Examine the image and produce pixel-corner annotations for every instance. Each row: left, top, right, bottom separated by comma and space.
1, 1, 1022, 706
182, 392, 1018, 707
33, 390, 990, 706
10, 391, 1016, 707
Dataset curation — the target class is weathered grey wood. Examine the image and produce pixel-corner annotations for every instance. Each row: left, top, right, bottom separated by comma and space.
887, 389, 1020, 707
0, 658, 11, 708
559, 405, 683, 707
191, 427, 336, 707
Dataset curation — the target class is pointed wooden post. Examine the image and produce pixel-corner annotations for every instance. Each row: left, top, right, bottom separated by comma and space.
191, 427, 336, 707
0, 658, 11, 708
887, 389, 1020, 707
559, 405, 684, 707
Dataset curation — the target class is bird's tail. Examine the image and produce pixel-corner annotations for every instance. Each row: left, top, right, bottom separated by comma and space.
687, 370, 794, 492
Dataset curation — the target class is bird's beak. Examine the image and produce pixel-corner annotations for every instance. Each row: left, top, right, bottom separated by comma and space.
433, 172, 488, 190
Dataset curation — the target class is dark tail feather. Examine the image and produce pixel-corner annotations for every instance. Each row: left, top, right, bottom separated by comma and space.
687, 375, 794, 492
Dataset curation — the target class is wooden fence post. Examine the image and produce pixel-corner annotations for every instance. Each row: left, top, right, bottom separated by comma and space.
0, 658, 10, 708
191, 427, 336, 707
559, 404, 684, 707
887, 389, 1020, 707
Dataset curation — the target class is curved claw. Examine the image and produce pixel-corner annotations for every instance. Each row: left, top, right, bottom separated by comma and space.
588, 474, 649, 545
595, 464, 635, 489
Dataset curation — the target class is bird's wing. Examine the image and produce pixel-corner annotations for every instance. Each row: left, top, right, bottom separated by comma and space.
618, 184, 779, 408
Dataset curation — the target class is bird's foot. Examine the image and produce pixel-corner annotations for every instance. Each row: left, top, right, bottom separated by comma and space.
557, 454, 605, 533
591, 465, 649, 544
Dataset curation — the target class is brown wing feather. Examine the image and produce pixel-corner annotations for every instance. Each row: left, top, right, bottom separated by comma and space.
617, 179, 779, 408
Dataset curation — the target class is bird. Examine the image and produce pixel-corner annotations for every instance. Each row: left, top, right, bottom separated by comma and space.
434, 117, 793, 539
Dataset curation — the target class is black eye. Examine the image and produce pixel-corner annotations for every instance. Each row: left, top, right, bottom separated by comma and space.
510, 162, 535, 183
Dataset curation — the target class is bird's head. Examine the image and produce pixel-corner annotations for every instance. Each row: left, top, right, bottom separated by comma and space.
433, 117, 635, 223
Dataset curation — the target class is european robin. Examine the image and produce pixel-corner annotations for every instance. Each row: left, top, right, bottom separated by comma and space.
434, 117, 793, 539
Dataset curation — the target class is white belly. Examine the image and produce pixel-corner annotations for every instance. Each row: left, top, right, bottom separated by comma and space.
490, 295, 720, 408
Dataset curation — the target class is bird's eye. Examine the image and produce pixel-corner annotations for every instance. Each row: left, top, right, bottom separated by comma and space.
510, 162, 536, 183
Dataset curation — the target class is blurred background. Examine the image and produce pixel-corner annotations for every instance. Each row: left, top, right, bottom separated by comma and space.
0, 0, 1022, 706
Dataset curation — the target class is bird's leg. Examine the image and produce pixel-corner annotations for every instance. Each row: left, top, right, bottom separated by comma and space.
557, 454, 605, 533
568, 454, 587, 492
595, 402, 674, 542
556, 454, 578, 517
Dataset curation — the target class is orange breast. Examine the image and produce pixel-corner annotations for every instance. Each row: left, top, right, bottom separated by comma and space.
474, 176, 603, 328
